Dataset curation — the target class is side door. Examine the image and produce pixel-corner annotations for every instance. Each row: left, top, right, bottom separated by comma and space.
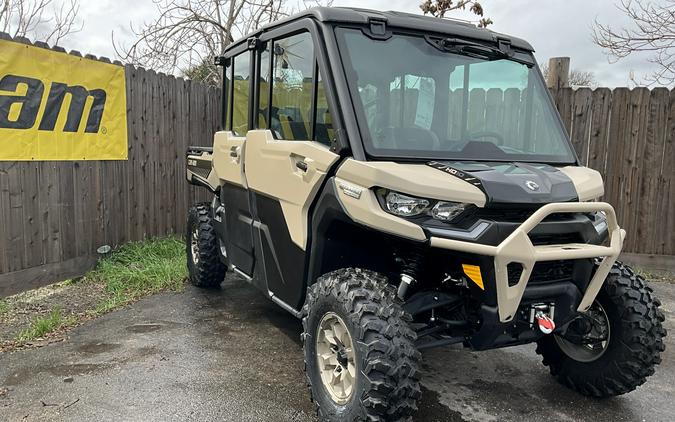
212, 47, 256, 276
245, 30, 339, 309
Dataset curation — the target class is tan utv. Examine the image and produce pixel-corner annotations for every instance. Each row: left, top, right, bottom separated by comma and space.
185, 7, 666, 421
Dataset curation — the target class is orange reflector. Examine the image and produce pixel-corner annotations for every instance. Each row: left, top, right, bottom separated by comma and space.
462, 264, 484, 290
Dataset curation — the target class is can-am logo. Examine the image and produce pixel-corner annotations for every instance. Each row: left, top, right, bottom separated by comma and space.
0, 74, 106, 133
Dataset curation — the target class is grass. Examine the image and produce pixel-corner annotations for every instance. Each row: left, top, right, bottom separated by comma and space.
87, 236, 187, 313
15, 307, 76, 343
0, 299, 8, 317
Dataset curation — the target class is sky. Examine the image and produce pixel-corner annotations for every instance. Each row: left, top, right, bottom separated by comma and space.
53, 0, 666, 88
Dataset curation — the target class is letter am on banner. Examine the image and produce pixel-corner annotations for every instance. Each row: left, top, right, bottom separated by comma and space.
0, 39, 128, 160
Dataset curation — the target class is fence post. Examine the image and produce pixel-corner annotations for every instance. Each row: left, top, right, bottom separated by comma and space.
546, 57, 570, 89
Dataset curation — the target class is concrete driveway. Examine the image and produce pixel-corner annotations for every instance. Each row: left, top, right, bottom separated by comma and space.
1, 275, 672, 422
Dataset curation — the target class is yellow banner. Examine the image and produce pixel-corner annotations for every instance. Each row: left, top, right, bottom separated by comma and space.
0, 39, 128, 160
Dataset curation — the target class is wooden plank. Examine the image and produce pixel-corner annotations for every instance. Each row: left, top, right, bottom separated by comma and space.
604, 87, 631, 236
570, 88, 593, 164
587, 88, 612, 175
636, 88, 669, 254
21, 163, 41, 268
484, 88, 504, 145
40, 162, 62, 264
653, 89, 675, 255
0, 163, 10, 273
467, 88, 486, 135
7, 162, 26, 272
502, 88, 522, 149
623, 88, 650, 252
0, 255, 98, 298
58, 163, 76, 261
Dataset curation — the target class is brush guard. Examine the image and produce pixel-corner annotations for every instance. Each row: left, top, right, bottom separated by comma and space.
430, 202, 625, 322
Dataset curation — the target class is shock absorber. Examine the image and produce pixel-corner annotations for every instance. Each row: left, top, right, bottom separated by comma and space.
396, 245, 425, 300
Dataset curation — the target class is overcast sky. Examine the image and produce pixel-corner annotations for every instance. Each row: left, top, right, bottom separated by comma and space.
58, 0, 667, 88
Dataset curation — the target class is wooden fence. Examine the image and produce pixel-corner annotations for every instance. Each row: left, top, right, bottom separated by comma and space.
0, 39, 219, 296
0, 41, 673, 296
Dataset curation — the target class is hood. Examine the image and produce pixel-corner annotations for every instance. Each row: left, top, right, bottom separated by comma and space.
427, 161, 579, 207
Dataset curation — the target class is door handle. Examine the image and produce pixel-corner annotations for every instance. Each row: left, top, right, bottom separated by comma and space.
295, 160, 308, 172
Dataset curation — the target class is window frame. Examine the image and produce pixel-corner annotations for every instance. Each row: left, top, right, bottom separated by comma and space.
254, 24, 331, 145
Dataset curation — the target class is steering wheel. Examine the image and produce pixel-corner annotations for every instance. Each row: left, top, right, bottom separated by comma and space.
468, 130, 505, 144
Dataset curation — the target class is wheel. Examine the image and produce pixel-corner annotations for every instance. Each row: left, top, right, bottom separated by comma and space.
302, 268, 421, 421
536, 262, 666, 397
186, 202, 226, 288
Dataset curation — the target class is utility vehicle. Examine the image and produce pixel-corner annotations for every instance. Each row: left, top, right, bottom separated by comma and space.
185, 7, 666, 421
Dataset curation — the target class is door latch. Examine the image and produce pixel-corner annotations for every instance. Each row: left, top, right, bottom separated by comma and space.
295, 160, 308, 172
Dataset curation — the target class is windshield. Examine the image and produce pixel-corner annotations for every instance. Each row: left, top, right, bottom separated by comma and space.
335, 28, 576, 164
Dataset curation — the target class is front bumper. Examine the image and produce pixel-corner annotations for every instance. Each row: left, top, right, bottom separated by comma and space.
430, 202, 625, 322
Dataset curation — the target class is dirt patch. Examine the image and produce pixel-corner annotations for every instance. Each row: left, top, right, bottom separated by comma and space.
0, 237, 187, 353
0, 280, 107, 352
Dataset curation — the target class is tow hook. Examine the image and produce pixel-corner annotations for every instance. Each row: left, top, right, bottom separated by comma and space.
535, 311, 556, 334
529, 303, 556, 334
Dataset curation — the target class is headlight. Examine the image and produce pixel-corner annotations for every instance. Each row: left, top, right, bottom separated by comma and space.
431, 201, 467, 221
381, 190, 467, 222
385, 192, 430, 217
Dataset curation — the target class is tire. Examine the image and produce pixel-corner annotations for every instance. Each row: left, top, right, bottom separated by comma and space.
186, 202, 226, 288
302, 268, 421, 421
536, 262, 666, 397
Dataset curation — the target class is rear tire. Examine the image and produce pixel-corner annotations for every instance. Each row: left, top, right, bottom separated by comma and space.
186, 203, 226, 288
302, 268, 421, 421
536, 262, 666, 397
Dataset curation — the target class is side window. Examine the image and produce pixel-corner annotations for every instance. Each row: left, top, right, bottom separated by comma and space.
232, 51, 251, 136
314, 70, 334, 146
258, 42, 271, 128
271, 32, 314, 140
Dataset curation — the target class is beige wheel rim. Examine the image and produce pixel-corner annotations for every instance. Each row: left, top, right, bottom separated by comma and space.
315, 312, 357, 404
190, 228, 199, 264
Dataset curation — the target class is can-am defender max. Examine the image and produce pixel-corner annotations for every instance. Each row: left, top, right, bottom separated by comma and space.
185, 7, 666, 421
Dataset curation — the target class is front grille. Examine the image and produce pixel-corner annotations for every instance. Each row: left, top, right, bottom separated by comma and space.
507, 260, 575, 286
530, 260, 575, 284
472, 208, 575, 223
528, 232, 583, 245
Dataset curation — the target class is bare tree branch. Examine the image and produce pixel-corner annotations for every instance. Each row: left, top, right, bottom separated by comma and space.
541, 63, 598, 88
115, 0, 332, 86
593, 0, 675, 84
0, 0, 81, 44
419, 0, 493, 27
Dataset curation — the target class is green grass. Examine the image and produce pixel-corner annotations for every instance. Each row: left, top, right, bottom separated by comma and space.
0, 299, 8, 317
16, 307, 76, 342
87, 236, 187, 313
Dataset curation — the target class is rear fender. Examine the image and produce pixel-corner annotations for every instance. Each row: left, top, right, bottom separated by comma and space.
186, 146, 219, 193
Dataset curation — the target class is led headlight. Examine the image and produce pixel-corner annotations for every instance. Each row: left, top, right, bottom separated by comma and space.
381, 190, 468, 222
385, 192, 430, 217
431, 201, 466, 221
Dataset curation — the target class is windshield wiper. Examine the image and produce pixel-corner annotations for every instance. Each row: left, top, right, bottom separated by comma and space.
425, 36, 534, 67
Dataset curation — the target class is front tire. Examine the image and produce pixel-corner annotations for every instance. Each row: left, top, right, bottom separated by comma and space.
302, 268, 421, 421
536, 262, 666, 397
186, 203, 226, 288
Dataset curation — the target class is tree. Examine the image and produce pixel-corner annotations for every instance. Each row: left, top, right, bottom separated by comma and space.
593, 0, 675, 84
0, 0, 80, 45
419, 0, 492, 27
541, 63, 598, 88
115, 0, 330, 86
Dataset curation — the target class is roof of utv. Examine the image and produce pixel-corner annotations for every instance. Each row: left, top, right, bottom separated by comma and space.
225, 7, 534, 53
